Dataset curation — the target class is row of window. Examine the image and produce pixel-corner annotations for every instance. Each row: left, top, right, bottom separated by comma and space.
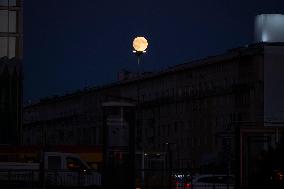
25, 104, 81, 122
140, 78, 237, 102
24, 127, 100, 145
151, 135, 211, 151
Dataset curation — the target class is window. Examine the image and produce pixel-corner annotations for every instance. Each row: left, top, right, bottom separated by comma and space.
0, 10, 16, 32
205, 136, 209, 145
198, 137, 201, 146
178, 88, 182, 96
197, 176, 234, 184
141, 94, 145, 102
48, 156, 61, 170
185, 86, 191, 96
191, 138, 195, 147
197, 177, 212, 183
0, 0, 17, 6
0, 36, 16, 58
59, 129, 64, 141
92, 127, 97, 144
66, 157, 88, 171
155, 92, 159, 99
166, 89, 169, 97
174, 122, 178, 132
188, 121, 193, 129
6, 37, 15, 57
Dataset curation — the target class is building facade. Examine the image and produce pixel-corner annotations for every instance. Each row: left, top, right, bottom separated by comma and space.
23, 43, 284, 171
0, 0, 23, 144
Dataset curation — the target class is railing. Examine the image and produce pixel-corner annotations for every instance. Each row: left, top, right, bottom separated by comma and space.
0, 169, 101, 189
134, 169, 235, 189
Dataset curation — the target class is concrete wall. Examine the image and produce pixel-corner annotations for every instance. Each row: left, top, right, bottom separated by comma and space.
264, 45, 284, 123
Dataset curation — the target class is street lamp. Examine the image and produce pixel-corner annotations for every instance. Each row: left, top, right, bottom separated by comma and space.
132, 36, 148, 189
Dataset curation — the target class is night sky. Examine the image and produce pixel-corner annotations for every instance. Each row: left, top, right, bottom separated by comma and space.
23, 0, 284, 101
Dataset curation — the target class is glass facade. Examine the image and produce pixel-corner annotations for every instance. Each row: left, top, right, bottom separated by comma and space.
0, 0, 22, 144
0, 0, 21, 59
0, 37, 16, 58
0, 10, 17, 32
0, 0, 17, 6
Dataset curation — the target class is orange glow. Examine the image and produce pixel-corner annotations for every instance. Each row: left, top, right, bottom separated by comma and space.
133, 37, 148, 52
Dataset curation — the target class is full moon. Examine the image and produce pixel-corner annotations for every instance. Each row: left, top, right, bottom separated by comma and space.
133, 37, 148, 52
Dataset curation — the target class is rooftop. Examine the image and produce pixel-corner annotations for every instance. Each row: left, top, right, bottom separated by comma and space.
24, 42, 284, 108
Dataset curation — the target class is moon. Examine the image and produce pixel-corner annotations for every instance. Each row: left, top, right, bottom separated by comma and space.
133, 37, 148, 52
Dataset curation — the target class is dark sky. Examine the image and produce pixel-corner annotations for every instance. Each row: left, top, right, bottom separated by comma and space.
23, 0, 284, 101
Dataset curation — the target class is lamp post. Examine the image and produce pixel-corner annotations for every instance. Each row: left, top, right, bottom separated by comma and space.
132, 36, 148, 189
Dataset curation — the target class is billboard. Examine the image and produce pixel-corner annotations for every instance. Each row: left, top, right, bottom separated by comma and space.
255, 14, 284, 43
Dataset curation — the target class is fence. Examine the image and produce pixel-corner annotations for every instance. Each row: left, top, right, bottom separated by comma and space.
135, 169, 235, 189
0, 169, 101, 189
0, 168, 235, 189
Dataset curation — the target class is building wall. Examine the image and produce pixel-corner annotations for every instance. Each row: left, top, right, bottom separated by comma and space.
130, 49, 264, 169
0, 0, 22, 59
24, 92, 103, 145
24, 43, 283, 170
264, 44, 284, 122
0, 0, 23, 144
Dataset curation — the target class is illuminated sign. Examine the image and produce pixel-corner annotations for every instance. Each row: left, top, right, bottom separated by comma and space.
255, 14, 284, 42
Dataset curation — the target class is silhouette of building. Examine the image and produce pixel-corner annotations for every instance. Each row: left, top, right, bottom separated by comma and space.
0, 0, 23, 144
23, 42, 284, 171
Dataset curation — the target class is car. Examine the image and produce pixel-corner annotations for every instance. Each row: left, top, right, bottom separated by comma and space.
191, 174, 234, 189
172, 172, 192, 188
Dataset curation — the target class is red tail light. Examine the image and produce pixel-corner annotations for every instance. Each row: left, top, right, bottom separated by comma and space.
186, 183, 192, 188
